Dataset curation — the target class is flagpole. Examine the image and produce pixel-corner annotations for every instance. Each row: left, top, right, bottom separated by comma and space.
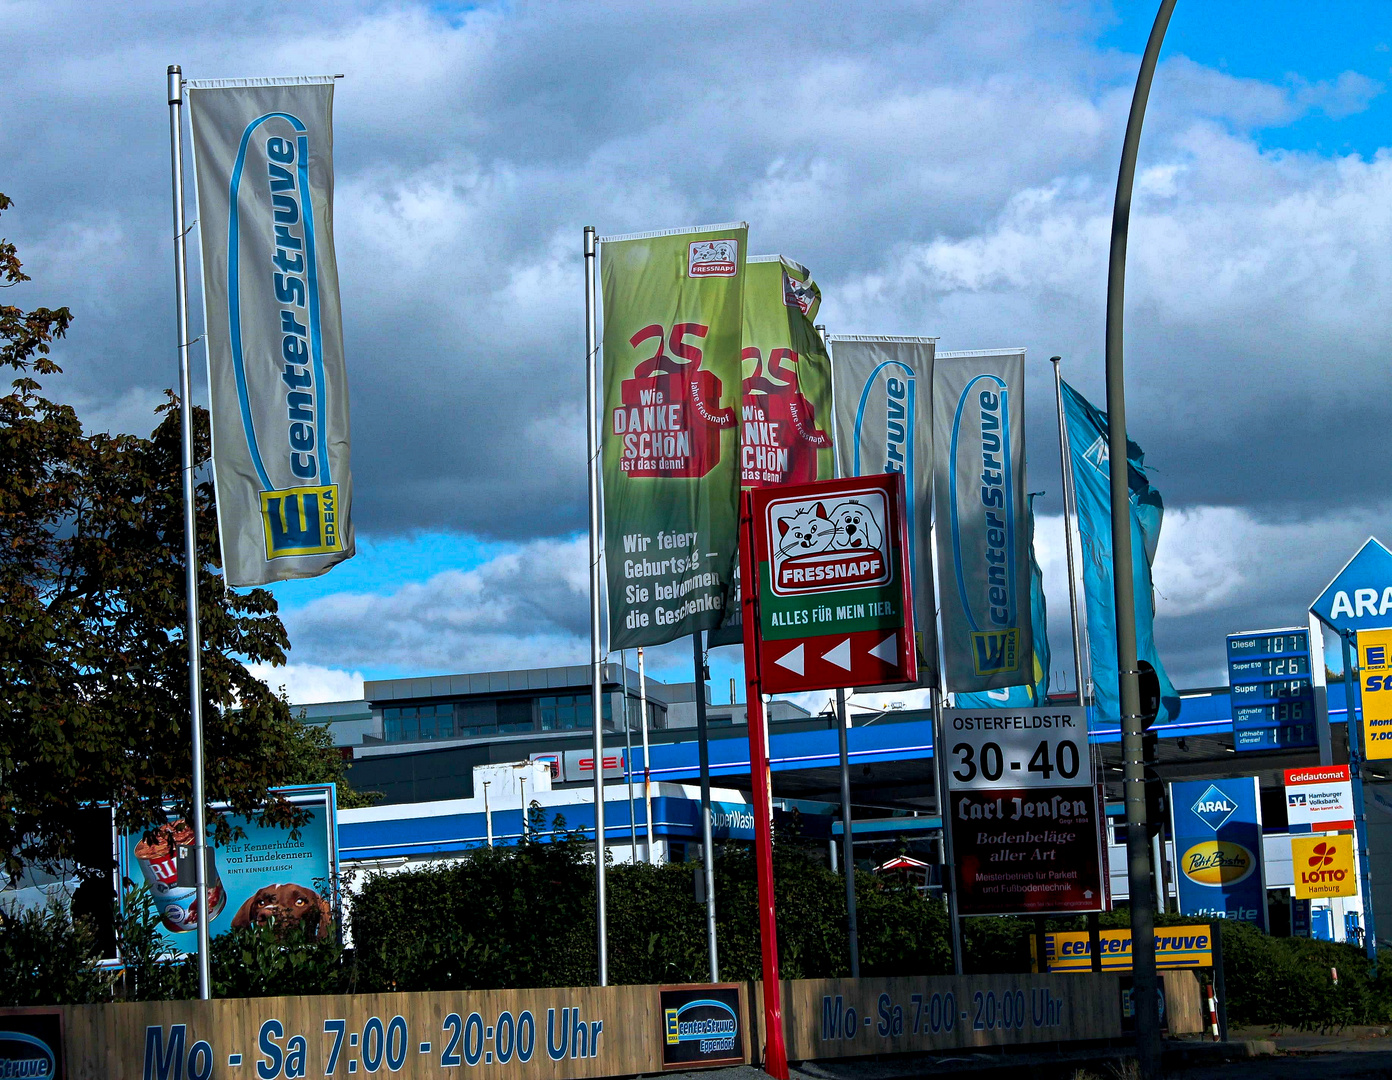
1051, 357, 1087, 707
1104, 3, 1176, 1075
821, 324, 860, 979
621, 650, 638, 859
167, 64, 212, 1003
584, 224, 608, 985
638, 647, 655, 864
928, 509, 964, 975
693, 631, 720, 982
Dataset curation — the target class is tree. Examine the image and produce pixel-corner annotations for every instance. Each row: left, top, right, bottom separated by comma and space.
281, 709, 381, 810
0, 193, 316, 876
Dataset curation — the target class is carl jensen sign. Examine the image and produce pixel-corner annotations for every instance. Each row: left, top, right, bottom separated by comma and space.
945, 707, 1105, 915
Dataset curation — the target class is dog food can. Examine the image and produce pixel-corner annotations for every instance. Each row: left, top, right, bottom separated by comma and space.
133, 821, 227, 933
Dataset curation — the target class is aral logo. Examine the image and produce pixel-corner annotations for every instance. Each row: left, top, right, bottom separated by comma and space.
766, 488, 891, 597
1190, 784, 1238, 831
1181, 840, 1255, 886
688, 238, 738, 277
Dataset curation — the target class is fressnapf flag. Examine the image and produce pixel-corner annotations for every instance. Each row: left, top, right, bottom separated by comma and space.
189, 77, 354, 586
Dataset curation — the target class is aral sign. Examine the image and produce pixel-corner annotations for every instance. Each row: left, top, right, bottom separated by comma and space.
749, 474, 916, 694
1169, 778, 1268, 931
1311, 537, 1392, 633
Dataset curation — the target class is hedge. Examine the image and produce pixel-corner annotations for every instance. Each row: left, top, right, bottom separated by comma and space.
3, 818, 1390, 1033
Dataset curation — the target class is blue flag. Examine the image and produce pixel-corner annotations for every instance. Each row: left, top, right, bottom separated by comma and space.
955, 497, 1051, 708
1061, 380, 1179, 724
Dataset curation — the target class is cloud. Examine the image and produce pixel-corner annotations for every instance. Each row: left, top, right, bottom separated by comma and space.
249, 663, 365, 705
5, 1, 1391, 695
278, 536, 592, 673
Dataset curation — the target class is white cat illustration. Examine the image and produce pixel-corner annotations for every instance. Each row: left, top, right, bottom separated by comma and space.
776, 503, 836, 557
829, 500, 883, 551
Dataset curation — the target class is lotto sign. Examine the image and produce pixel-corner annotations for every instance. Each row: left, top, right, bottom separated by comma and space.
1292, 834, 1357, 899
1358, 628, 1392, 759
1284, 766, 1355, 832
749, 474, 916, 694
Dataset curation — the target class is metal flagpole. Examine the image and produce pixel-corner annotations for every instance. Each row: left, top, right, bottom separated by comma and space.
1051, 357, 1087, 707
167, 64, 212, 1003
927, 493, 965, 974
835, 688, 860, 977
693, 632, 720, 982
621, 650, 638, 860
822, 323, 860, 977
584, 224, 608, 985
1103, 4, 1176, 1075
639, 647, 655, 864
1055, 355, 1106, 962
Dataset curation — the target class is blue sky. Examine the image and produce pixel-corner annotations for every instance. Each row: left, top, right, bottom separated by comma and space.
7, 0, 1392, 704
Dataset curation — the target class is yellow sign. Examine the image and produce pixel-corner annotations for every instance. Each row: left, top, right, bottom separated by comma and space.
1042, 925, 1213, 973
1359, 628, 1392, 759
1293, 834, 1357, 899
1178, 840, 1256, 886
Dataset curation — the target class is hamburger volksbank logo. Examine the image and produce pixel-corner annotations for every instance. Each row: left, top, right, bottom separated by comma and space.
1191, 784, 1239, 831
948, 374, 1020, 677
228, 111, 343, 561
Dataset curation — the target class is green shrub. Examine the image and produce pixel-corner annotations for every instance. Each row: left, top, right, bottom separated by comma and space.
0, 901, 111, 1005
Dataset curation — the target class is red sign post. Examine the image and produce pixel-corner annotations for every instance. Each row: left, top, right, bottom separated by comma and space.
738, 475, 915, 1078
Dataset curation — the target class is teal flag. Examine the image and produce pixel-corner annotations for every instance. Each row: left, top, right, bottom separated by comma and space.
1061, 380, 1179, 724
955, 497, 1050, 708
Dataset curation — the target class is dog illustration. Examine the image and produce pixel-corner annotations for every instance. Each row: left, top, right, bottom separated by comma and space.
829, 500, 884, 551
231, 882, 331, 938
776, 503, 836, 557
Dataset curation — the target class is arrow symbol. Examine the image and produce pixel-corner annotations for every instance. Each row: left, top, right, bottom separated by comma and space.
775, 644, 804, 676
823, 639, 852, 670
868, 633, 898, 664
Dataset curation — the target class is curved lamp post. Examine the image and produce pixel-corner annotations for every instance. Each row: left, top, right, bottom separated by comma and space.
1105, 2, 1176, 1077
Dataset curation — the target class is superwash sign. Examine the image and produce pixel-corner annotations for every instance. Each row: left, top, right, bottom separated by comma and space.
751, 474, 916, 694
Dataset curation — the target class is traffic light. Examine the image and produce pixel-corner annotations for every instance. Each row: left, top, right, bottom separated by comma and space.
1138, 661, 1165, 836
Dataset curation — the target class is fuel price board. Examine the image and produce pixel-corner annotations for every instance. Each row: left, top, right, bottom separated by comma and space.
1227, 627, 1316, 751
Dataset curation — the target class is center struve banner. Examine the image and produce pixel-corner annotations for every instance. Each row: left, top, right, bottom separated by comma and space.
932, 349, 1031, 693
188, 77, 355, 586
600, 223, 748, 649
830, 336, 938, 683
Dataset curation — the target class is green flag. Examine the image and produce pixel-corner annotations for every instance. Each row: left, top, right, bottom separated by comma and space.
739, 256, 834, 488
600, 223, 748, 649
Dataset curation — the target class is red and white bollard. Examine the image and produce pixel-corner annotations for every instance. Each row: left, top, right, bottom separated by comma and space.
1204, 982, 1221, 1042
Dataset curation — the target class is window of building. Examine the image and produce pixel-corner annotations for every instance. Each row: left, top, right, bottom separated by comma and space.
538, 694, 613, 732
497, 699, 533, 734
457, 701, 498, 738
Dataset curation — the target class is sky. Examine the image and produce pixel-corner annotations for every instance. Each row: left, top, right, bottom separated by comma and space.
4, 0, 1392, 709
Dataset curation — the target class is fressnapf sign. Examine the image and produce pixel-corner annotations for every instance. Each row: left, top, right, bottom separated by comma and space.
1285, 765, 1355, 833
749, 473, 916, 694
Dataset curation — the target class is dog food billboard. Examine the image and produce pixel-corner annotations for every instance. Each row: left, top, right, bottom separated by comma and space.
749, 473, 916, 694
120, 784, 338, 951
599, 223, 748, 651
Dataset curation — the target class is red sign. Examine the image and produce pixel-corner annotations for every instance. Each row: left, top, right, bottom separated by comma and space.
747, 474, 916, 694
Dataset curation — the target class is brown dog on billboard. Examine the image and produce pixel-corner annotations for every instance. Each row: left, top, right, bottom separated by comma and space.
231, 883, 332, 939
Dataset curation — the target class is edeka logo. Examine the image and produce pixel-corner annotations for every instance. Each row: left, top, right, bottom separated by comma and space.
1181, 840, 1255, 886
1190, 784, 1238, 831
971, 629, 1019, 677
261, 484, 342, 559
0, 1031, 55, 1078
947, 374, 1019, 675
